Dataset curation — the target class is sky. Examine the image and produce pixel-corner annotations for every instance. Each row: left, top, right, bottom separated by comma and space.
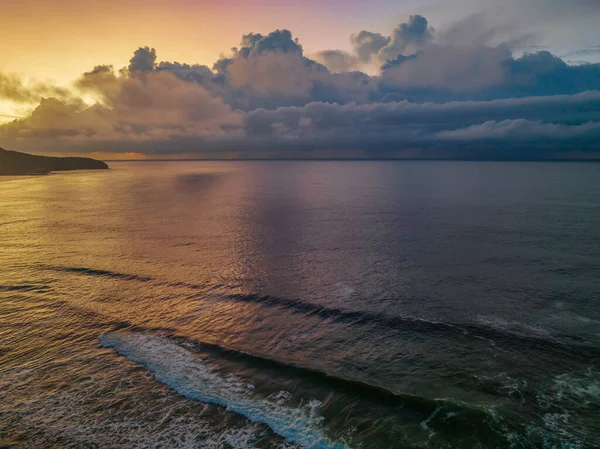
1, 0, 600, 159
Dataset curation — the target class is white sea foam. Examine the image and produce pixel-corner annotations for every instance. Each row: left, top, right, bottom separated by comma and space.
419, 406, 441, 439
100, 331, 348, 449
547, 369, 600, 405
0, 360, 284, 449
475, 315, 552, 338
533, 369, 600, 448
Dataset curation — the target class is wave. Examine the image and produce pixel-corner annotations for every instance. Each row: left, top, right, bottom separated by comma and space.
165, 332, 473, 413
101, 331, 348, 449
42, 264, 600, 360
0, 219, 37, 227
40, 264, 218, 291
209, 293, 600, 361
0, 284, 52, 293
40, 265, 154, 282
101, 326, 500, 424
101, 330, 514, 448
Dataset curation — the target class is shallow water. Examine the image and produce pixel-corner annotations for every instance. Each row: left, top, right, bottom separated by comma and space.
1, 161, 599, 448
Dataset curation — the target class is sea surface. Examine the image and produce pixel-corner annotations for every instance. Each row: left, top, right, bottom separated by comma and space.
1, 161, 599, 449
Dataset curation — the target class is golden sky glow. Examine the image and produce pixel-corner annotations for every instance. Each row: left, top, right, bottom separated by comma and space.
0, 0, 376, 84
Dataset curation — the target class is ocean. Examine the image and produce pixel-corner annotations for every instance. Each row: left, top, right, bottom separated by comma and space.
1, 160, 599, 448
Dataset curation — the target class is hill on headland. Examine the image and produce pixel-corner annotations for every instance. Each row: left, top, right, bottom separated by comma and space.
0, 148, 108, 175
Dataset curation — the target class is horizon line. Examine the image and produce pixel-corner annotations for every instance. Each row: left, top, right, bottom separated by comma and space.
101, 157, 600, 163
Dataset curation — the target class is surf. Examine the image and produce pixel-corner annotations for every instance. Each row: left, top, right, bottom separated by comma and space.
101, 331, 349, 449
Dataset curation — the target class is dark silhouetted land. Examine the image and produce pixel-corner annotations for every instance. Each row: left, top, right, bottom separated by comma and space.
0, 147, 108, 175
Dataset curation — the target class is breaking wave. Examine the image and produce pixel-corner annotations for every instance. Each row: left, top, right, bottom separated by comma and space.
101, 331, 348, 449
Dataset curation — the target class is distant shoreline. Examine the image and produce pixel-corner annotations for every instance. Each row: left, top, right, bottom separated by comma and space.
0, 147, 109, 176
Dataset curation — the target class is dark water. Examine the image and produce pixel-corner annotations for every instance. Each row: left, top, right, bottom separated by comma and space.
1, 161, 599, 448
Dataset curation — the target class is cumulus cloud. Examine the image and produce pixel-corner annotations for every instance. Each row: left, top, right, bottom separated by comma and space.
129, 47, 157, 72
351, 31, 391, 64
251, 29, 303, 56
311, 50, 360, 73
227, 52, 315, 98
1, 13, 599, 159
1, 68, 241, 143
378, 15, 434, 62
316, 16, 433, 72
209, 29, 340, 109
222, 30, 304, 65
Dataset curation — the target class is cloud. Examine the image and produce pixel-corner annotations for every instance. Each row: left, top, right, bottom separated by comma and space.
242, 91, 600, 138
378, 15, 434, 62
0, 72, 76, 104
316, 16, 433, 72
380, 44, 511, 91
561, 45, 600, 60
311, 50, 360, 73
1, 13, 599, 159
225, 30, 304, 61
4, 89, 598, 157
226, 52, 315, 98
129, 47, 157, 72
208, 29, 336, 109
250, 29, 303, 56
237, 91, 600, 157
156, 62, 214, 86
436, 12, 535, 49
351, 31, 391, 64
434, 119, 600, 141
1, 68, 241, 143
378, 47, 600, 102
0, 98, 108, 139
